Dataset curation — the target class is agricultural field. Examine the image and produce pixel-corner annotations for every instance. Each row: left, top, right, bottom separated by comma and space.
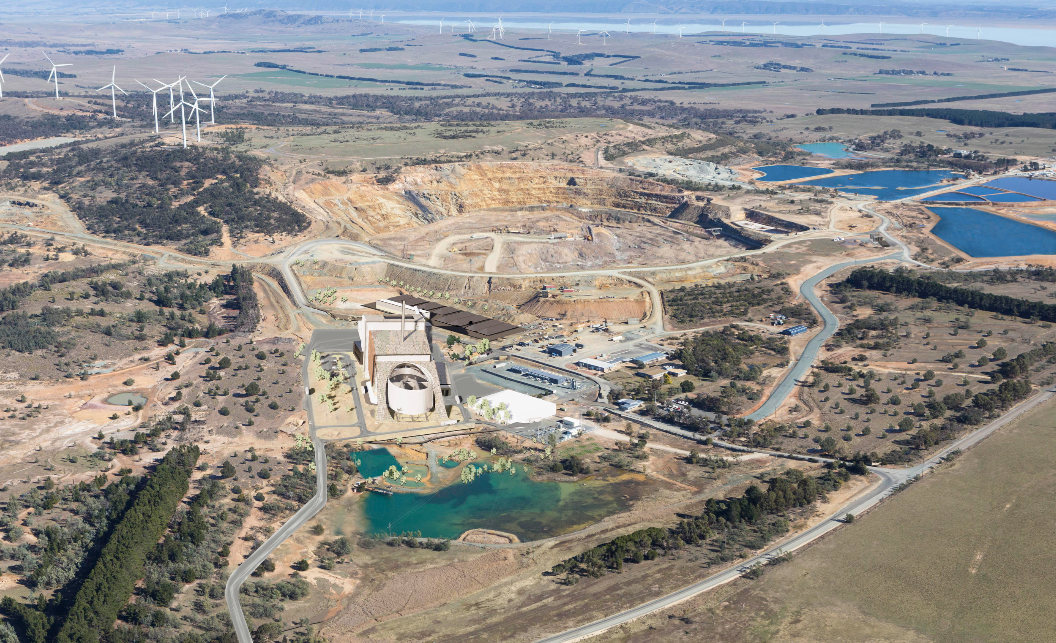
595, 393, 1056, 643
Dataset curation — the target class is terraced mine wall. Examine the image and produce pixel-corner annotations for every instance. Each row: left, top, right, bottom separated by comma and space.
745, 208, 811, 233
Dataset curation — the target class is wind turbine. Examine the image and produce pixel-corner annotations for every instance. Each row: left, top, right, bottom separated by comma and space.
576, 29, 584, 45
0, 54, 7, 99
547, 21, 553, 40
192, 75, 225, 124
368, 9, 373, 20
878, 22, 882, 33
741, 21, 748, 33
600, 30, 610, 45
977, 27, 982, 38
819, 20, 826, 32
920, 22, 927, 34
466, 20, 475, 33
165, 97, 192, 148
380, 14, 384, 23
677, 24, 683, 38
136, 79, 167, 133
439, 18, 443, 33
946, 25, 952, 37
97, 65, 127, 118
43, 52, 71, 100
720, 18, 727, 29
497, 17, 505, 39
625, 18, 630, 34
156, 76, 182, 122
652, 19, 657, 34
772, 21, 779, 34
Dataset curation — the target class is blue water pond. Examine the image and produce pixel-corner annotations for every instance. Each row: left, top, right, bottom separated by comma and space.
922, 193, 986, 202
981, 176, 1056, 200
753, 165, 835, 182
799, 169, 963, 201
928, 207, 1056, 257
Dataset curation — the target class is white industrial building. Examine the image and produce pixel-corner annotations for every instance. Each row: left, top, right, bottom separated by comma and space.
354, 313, 448, 422
469, 389, 556, 425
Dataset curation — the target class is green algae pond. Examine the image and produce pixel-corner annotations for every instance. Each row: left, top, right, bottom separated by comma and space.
357, 465, 651, 541
106, 392, 147, 407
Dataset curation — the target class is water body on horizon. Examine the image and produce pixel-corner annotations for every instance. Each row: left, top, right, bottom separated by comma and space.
358, 466, 649, 540
797, 142, 856, 159
928, 206, 1056, 257
392, 17, 1056, 48
797, 169, 963, 201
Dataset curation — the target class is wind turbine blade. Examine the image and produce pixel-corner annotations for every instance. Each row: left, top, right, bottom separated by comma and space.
43, 52, 54, 64
135, 79, 153, 90
56, 64, 72, 68
116, 85, 128, 95
97, 84, 111, 91
0, 54, 8, 64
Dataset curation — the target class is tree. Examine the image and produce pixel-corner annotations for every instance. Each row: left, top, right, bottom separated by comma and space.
888, 394, 902, 406
170, 370, 180, 380
913, 402, 927, 416
446, 334, 458, 347
844, 513, 855, 523
244, 381, 260, 396
218, 356, 231, 369
680, 380, 696, 393
311, 524, 325, 536
221, 460, 236, 478
292, 559, 310, 571
898, 416, 915, 432
992, 347, 1007, 360
923, 370, 935, 381
818, 436, 838, 453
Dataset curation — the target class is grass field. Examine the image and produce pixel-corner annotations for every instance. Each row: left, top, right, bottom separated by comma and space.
598, 392, 1056, 643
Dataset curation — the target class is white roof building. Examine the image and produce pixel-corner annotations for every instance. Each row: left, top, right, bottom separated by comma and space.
469, 389, 556, 425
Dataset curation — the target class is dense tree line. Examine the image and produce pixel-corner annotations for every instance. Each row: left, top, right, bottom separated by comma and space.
842, 267, 1056, 323
0, 261, 134, 313
55, 445, 200, 643
228, 266, 261, 333
872, 87, 1056, 109
816, 107, 1056, 130
550, 466, 853, 579
664, 278, 801, 326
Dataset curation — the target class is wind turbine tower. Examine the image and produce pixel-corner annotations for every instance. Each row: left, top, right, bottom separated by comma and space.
946, 25, 952, 37
136, 79, 166, 133
0, 54, 7, 99
548, 21, 553, 40
772, 21, 779, 34
192, 75, 225, 124
920, 22, 927, 34
97, 65, 127, 118
43, 53, 71, 99
625, 19, 630, 34
677, 24, 683, 38
439, 18, 443, 33
600, 31, 610, 45
577, 29, 584, 45
652, 19, 657, 34
741, 21, 748, 33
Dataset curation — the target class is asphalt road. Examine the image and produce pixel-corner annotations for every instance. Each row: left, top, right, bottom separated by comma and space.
225, 330, 362, 643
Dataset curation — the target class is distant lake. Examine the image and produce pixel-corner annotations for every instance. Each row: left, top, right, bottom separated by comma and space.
929, 207, 1056, 257
800, 169, 963, 201
797, 143, 855, 158
753, 165, 835, 182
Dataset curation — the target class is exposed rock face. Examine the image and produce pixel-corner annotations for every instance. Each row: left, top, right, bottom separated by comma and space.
302, 162, 684, 238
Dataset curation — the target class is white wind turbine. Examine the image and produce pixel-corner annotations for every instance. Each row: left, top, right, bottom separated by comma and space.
677, 24, 683, 38
946, 25, 953, 37
439, 18, 443, 33
720, 18, 727, 29
380, 14, 384, 23
741, 21, 748, 33
652, 19, 657, 34
878, 22, 882, 33
157, 76, 183, 123
772, 21, 779, 34
576, 29, 584, 45
136, 79, 167, 133
547, 21, 553, 40
97, 65, 127, 118
600, 30, 610, 45
625, 18, 630, 34
920, 22, 927, 34
192, 75, 225, 124
819, 20, 826, 32
165, 97, 192, 148
0, 54, 7, 99
497, 17, 505, 39
43, 52, 71, 99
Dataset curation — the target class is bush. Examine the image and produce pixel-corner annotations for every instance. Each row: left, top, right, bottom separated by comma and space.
218, 406, 231, 416
292, 559, 310, 571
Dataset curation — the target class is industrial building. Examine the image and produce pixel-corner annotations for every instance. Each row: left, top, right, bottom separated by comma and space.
355, 313, 448, 422
373, 295, 525, 341
547, 343, 576, 357
634, 351, 668, 365
780, 324, 809, 337
470, 389, 556, 425
506, 364, 573, 388
575, 357, 618, 373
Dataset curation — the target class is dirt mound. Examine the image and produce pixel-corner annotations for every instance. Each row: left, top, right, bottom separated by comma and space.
521, 294, 649, 322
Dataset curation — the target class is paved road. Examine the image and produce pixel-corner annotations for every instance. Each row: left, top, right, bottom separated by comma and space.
746, 251, 900, 422
225, 330, 363, 643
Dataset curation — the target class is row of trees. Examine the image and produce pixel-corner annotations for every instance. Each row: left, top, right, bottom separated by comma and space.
550, 466, 855, 579
816, 107, 1056, 130
842, 267, 1056, 323
55, 445, 200, 643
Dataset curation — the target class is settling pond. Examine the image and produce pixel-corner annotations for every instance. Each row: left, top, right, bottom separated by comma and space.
796, 169, 963, 201
357, 465, 650, 541
106, 392, 147, 406
928, 207, 1056, 257
796, 142, 856, 158
753, 165, 834, 182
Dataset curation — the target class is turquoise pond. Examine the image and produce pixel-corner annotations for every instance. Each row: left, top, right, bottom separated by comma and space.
358, 467, 648, 540
798, 169, 963, 201
797, 142, 855, 158
753, 165, 835, 182
928, 207, 1056, 257
355, 448, 401, 478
